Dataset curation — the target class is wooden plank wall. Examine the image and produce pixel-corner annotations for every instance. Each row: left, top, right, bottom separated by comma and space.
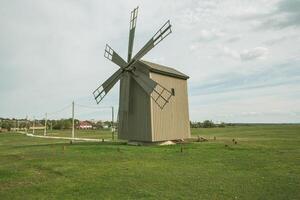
118, 77, 129, 139
119, 65, 152, 141
150, 72, 190, 141
127, 77, 152, 141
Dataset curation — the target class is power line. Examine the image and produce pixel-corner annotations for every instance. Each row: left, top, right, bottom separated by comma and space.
25, 102, 114, 120
75, 103, 113, 109
47, 104, 72, 116
75, 110, 109, 118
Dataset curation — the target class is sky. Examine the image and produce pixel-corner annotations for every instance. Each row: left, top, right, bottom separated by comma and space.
0, 0, 299, 123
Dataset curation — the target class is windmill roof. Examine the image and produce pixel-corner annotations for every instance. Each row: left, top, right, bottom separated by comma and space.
140, 60, 189, 80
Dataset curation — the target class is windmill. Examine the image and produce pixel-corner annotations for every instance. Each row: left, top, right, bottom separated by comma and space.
93, 7, 190, 143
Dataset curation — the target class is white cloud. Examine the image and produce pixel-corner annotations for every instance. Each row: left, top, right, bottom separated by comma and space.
222, 46, 240, 59
198, 29, 225, 41
219, 46, 269, 61
226, 35, 242, 43
240, 47, 269, 60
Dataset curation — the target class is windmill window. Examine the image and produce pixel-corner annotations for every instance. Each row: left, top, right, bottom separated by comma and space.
171, 88, 175, 96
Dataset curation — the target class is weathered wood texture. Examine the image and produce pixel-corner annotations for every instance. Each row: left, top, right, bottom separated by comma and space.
118, 69, 152, 141
150, 72, 190, 141
118, 61, 190, 142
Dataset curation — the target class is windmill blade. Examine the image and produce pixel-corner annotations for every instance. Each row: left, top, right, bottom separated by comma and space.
127, 7, 138, 62
93, 68, 122, 104
131, 70, 156, 94
104, 44, 127, 68
119, 72, 131, 112
132, 70, 172, 109
129, 20, 172, 64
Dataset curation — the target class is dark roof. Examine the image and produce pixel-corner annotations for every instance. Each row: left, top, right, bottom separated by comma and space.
139, 60, 189, 80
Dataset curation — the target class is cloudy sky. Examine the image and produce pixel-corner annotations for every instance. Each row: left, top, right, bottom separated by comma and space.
0, 0, 299, 122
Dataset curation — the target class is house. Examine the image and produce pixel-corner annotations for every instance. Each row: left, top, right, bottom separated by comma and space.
78, 121, 93, 129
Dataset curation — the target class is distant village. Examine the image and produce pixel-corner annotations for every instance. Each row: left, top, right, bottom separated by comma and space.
0, 118, 115, 132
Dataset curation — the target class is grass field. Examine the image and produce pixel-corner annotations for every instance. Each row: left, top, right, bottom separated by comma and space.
0, 125, 299, 199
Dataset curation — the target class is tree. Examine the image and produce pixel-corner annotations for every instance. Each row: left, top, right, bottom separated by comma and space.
219, 122, 226, 128
95, 121, 104, 129
202, 120, 215, 128
1, 121, 13, 131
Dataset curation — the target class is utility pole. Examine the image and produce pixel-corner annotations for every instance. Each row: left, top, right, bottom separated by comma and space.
72, 101, 75, 140
111, 106, 114, 140
44, 113, 47, 136
32, 117, 35, 134
16, 119, 19, 131
26, 115, 28, 132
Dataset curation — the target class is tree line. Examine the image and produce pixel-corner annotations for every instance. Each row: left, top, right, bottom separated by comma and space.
1, 118, 232, 131
0, 118, 115, 131
190, 120, 233, 128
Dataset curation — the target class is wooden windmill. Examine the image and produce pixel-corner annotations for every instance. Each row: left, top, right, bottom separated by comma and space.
93, 7, 190, 143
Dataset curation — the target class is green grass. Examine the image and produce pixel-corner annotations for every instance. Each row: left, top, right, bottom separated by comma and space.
0, 125, 299, 199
